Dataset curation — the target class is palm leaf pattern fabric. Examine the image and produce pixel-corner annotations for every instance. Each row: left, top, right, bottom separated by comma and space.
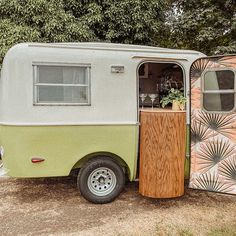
191, 121, 213, 145
193, 172, 234, 192
196, 140, 235, 173
219, 157, 236, 182
190, 55, 236, 194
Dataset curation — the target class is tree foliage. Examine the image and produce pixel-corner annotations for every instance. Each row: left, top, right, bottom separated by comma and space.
0, 0, 96, 63
0, 0, 235, 64
0, 0, 168, 63
166, 0, 236, 55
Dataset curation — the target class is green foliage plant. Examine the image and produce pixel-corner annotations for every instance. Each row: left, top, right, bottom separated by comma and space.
0, 0, 169, 65
160, 88, 186, 108
163, 0, 236, 55
0, 0, 235, 66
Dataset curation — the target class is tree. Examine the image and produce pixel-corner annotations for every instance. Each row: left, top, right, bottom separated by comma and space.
0, 0, 96, 63
0, 0, 168, 64
82, 0, 168, 45
1, 0, 235, 63
164, 0, 236, 55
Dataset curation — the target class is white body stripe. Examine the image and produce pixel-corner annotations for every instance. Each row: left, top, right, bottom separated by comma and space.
0, 43, 205, 125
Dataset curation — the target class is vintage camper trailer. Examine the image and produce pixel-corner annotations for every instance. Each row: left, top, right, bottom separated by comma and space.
0, 42, 236, 203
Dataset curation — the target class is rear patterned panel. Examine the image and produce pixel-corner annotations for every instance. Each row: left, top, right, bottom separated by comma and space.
190, 56, 236, 194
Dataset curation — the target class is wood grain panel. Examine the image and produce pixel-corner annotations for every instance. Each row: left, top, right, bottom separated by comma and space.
139, 111, 186, 198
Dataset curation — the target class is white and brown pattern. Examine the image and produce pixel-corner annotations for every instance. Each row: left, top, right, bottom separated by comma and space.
190, 56, 236, 194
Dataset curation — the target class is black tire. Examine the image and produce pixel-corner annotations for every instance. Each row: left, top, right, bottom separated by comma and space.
77, 156, 125, 204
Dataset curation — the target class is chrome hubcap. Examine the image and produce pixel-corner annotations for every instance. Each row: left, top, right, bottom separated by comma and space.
88, 167, 116, 196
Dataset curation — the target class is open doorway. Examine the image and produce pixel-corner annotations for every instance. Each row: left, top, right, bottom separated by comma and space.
138, 62, 184, 109
138, 62, 186, 197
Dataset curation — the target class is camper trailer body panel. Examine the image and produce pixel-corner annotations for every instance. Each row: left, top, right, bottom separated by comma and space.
0, 43, 203, 180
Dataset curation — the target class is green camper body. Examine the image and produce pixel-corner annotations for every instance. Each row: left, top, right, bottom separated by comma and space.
0, 125, 138, 179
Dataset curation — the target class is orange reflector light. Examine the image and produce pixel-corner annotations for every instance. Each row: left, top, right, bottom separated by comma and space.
31, 157, 45, 163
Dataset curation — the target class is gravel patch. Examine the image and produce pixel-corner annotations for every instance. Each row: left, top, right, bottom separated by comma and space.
0, 177, 235, 236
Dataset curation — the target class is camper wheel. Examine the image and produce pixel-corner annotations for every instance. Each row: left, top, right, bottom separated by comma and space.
77, 156, 125, 204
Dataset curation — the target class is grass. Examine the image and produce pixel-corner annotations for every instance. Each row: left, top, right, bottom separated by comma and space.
155, 223, 236, 236
207, 224, 236, 236
155, 223, 194, 236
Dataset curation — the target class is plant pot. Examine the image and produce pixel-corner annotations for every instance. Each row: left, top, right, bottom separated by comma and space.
179, 103, 185, 111
172, 100, 180, 111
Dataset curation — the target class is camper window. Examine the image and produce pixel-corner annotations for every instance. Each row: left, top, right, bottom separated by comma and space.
202, 70, 235, 112
33, 65, 90, 105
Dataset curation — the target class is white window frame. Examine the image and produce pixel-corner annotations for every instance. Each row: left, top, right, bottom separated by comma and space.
201, 68, 236, 113
33, 63, 91, 106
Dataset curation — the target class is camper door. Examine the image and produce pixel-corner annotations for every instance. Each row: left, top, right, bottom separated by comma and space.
189, 55, 236, 195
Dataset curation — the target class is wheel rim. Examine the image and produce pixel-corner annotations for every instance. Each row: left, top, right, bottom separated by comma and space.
87, 167, 117, 197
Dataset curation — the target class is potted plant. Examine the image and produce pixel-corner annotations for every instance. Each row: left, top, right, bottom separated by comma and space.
160, 88, 186, 110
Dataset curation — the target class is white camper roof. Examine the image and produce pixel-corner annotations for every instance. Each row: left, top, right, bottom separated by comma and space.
26, 42, 202, 55
2, 42, 204, 69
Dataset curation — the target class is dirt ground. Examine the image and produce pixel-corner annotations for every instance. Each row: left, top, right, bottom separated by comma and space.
0, 176, 236, 236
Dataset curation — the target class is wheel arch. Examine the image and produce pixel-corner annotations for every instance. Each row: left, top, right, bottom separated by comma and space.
71, 151, 130, 177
